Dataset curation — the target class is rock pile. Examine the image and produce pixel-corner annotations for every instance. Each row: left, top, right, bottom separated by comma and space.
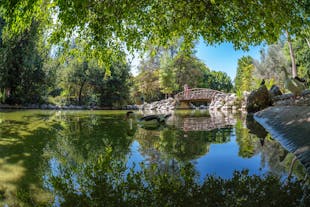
209, 93, 238, 112
139, 97, 176, 111
272, 89, 310, 106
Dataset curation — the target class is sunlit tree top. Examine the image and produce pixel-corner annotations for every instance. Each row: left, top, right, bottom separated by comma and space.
1, 0, 309, 63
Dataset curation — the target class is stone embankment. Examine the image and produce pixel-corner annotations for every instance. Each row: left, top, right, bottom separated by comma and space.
139, 97, 176, 111
138, 93, 243, 112
254, 106, 310, 175
209, 93, 239, 112
2, 88, 309, 112
253, 88, 310, 175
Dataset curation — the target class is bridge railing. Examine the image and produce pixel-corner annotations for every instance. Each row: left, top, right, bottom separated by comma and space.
174, 88, 225, 101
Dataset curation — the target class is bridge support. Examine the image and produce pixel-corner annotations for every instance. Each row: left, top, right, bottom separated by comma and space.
177, 101, 191, 109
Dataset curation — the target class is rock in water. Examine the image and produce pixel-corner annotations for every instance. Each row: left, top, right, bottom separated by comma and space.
269, 85, 282, 98
246, 85, 271, 113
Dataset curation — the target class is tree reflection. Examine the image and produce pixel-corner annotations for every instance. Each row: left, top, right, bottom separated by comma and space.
135, 124, 232, 163
235, 115, 308, 180
47, 147, 309, 207
44, 111, 134, 163
235, 119, 257, 158
0, 110, 135, 206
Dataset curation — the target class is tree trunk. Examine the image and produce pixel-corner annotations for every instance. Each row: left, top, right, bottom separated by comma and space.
286, 30, 297, 77
78, 80, 86, 105
306, 38, 310, 48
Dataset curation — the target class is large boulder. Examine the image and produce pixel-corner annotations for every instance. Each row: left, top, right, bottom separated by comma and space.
246, 85, 271, 113
269, 85, 282, 98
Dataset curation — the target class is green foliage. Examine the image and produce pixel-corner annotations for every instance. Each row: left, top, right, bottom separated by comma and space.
39, 36, 132, 107
52, 57, 132, 107
253, 42, 290, 90
0, 88, 5, 103
235, 56, 255, 92
264, 78, 276, 90
159, 53, 178, 97
134, 49, 233, 102
253, 37, 309, 91
290, 37, 310, 85
133, 69, 162, 103
0, 18, 50, 104
202, 71, 233, 92
174, 54, 208, 89
2, 0, 309, 68
96, 62, 132, 107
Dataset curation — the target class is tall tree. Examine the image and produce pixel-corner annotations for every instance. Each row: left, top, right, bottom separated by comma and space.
290, 37, 310, 83
173, 54, 208, 90
235, 56, 255, 92
203, 71, 233, 93
0, 19, 49, 104
254, 43, 291, 89
159, 53, 178, 98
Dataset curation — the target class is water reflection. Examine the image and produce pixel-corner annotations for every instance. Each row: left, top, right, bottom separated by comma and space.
0, 110, 308, 206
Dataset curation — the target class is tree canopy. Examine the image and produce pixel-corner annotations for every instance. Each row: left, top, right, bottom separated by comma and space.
1, 0, 309, 64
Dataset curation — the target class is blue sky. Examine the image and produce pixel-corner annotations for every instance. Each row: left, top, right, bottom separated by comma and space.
195, 41, 263, 81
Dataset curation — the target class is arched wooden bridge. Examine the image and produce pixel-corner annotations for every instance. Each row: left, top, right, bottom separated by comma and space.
174, 88, 226, 102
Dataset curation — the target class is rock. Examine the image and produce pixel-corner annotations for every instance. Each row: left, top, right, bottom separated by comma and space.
269, 85, 282, 98
26, 104, 39, 109
139, 98, 176, 111
246, 85, 271, 113
40, 104, 48, 109
189, 103, 197, 109
243, 91, 250, 100
209, 93, 239, 112
199, 105, 208, 109
254, 106, 310, 174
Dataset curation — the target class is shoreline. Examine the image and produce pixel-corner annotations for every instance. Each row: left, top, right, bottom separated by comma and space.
254, 106, 310, 175
0, 104, 139, 110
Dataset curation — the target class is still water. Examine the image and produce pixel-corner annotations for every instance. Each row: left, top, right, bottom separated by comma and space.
0, 110, 307, 206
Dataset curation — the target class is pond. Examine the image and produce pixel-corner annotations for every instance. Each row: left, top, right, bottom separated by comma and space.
0, 110, 308, 206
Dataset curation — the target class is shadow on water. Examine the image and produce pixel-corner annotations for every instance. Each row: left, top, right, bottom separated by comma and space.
0, 110, 309, 206
0, 119, 55, 205
0, 110, 136, 206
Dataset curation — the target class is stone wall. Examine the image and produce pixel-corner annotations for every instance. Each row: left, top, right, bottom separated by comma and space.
139, 97, 176, 111
209, 93, 241, 112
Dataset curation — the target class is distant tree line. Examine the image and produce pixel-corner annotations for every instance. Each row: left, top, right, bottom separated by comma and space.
234, 37, 310, 93
132, 45, 233, 103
